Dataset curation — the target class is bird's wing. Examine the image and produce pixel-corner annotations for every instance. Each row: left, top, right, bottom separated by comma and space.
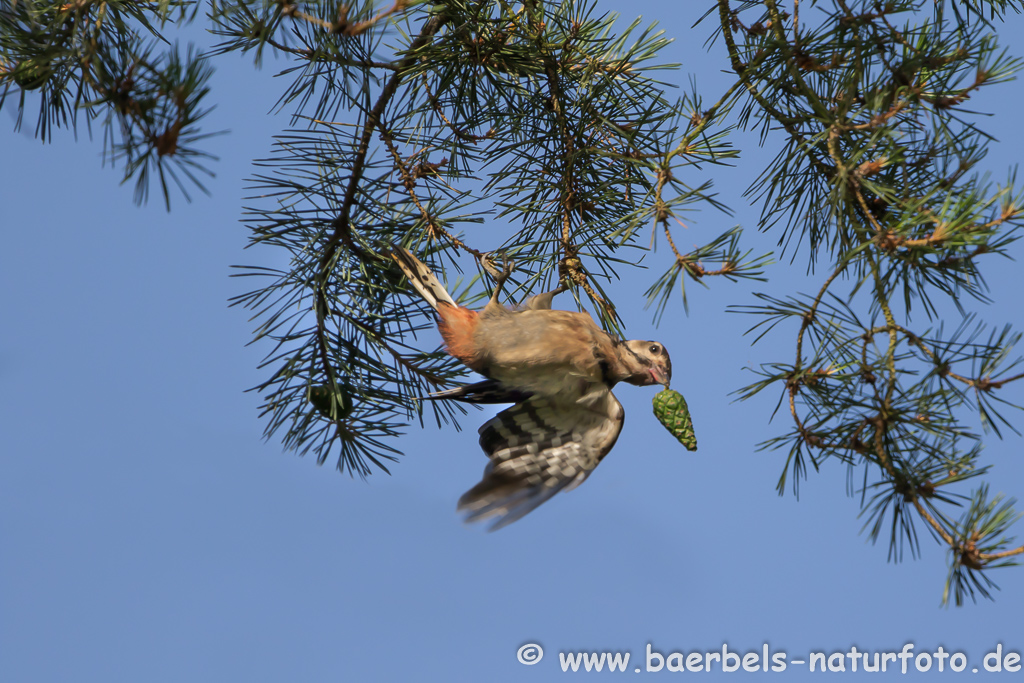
458, 390, 625, 531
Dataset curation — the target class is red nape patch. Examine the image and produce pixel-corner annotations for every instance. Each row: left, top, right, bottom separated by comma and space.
436, 303, 480, 367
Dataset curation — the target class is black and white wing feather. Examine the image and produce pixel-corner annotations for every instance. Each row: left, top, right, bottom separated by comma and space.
457, 392, 625, 531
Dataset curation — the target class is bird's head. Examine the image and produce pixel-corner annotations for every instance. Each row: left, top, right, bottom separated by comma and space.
621, 340, 672, 388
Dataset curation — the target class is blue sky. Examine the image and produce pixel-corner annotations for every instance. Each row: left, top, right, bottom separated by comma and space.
3, 2, 1024, 681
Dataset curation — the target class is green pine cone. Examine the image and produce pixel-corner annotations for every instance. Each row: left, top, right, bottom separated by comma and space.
653, 388, 697, 451
13, 60, 52, 90
308, 384, 353, 420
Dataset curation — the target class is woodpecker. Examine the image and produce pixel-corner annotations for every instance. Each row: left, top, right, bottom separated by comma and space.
391, 247, 672, 530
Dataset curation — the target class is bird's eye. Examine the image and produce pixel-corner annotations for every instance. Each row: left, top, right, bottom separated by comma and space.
649, 344, 660, 354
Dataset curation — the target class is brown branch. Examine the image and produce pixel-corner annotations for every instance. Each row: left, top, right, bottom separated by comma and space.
844, 98, 911, 131
784, 262, 849, 449
421, 75, 495, 144
746, 0, 1023, 585
377, 119, 482, 257
981, 545, 1024, 562
921, 70, 988, 110
312, 12, 448, 388
792, 0, 800, 44
912, 500, 1024, 572
763, 0, 832, 121
280, 3, 333, 31
901, 205, 1021, 248
795, 263, 847, 367
899, 325, 1024, 390
280, 0, 411, 37
912, 498, 956, 546
261, 33, 398, 69
527, 8, 613, 323
717, 1, 801, 126
678, 257, 737, 279
870, 411, 899, 479
544, 63, 577, 285
319, 12, 446, 263
665, 78, 744, 163
914, 486, 1024, 567
984, 372, 1024, 390
717, 1, 830, 176
854, 186, 885, 233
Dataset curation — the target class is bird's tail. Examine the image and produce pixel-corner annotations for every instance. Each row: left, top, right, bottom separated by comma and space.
390, 247, 457, 311
421, 380, 531, 405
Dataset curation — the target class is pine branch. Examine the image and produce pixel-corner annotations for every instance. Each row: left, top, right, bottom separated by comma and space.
726, 0, 1024, 604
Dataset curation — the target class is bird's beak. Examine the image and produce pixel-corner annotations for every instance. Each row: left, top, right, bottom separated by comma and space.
649, 366, 671, 387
